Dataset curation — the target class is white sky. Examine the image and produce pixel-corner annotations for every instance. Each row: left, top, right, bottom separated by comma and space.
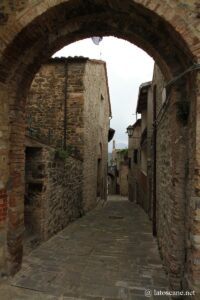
53, 37, 154, 152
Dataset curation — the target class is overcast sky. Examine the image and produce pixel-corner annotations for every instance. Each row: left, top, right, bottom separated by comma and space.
53, 37, 154, 151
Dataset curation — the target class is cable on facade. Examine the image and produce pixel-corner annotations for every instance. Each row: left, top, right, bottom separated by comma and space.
155, 63, 200, 129
165, 63, 200, 88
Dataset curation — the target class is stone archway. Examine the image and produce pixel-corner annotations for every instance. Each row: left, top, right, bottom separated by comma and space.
0, 0, 200, 296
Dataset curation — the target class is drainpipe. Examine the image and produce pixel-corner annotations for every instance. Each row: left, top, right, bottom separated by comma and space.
64, 61, 67, 150
152, 85, 157, 237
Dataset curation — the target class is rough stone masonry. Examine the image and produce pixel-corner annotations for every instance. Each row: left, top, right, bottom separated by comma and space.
24, 57, 111, 242
0, 1, 200, 299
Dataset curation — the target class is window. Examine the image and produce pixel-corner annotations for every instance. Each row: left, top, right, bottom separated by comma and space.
133, 149, 138, 164
128, 158, 131, 169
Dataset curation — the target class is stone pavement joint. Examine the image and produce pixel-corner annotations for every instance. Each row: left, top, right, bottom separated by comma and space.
1, 196, 170, 299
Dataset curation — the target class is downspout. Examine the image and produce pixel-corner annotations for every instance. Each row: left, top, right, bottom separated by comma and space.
152, 85, 157, 237
64, 60, 67, 150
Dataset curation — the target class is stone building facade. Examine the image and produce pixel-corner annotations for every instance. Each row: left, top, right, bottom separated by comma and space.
0, 1, 200, 298
119, 162, 129, 196
110, 141, 129, 196
24, 57, 111, 248
24, 139, 83, 251
127, 119, 141, 203
128, 82, 153, 213
128, 62, 199, 294
136, 82, 152, 213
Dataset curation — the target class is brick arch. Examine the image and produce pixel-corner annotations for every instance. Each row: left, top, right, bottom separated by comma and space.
0, 0, 199, 295
1, 0, 199, 60
0, 0, 197, 89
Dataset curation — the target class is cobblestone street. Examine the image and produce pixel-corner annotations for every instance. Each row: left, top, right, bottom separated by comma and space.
1, 197, 170, 299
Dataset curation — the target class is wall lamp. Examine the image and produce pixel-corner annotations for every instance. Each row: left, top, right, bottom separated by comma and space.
126, 125, 134, 138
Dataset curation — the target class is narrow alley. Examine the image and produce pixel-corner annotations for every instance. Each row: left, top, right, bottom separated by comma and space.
1, 197, 169, 300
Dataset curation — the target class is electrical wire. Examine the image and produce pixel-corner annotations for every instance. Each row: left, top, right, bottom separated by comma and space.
155, 63, 200, 129
165, 63, 200, 88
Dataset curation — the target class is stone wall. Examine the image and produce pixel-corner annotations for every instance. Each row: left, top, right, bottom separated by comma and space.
129, 64, 197, 292
26, 58, 86, 150
27, 64, 62, 147
152, 64, 189, 290
119, 163, 128, 196
25, 142, 83, 242
25, 57, 110, 244
128, 121, 141, 203
0, 0, 200, 293
43, 149, 83, 240
26, 58, 110, 214
65, 58, 86, 159
111, 148, 129, 197
187, 70, 200, 294
83, 60, 110, 210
